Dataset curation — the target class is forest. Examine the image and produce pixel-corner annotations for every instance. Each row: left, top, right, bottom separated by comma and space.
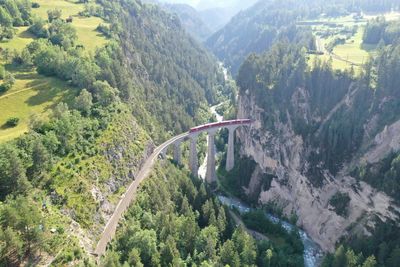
363, 17, 400, 45
0, 0, 228, 264
102, 162, 305, 267
0, 0, 32, 41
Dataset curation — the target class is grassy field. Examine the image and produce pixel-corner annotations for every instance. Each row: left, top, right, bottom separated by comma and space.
71, 16, 108, 51
0, 27, 36, 52
0, 0, 107, 143
0, 0, 107, 53
32, 0, 108, 51
0, 65, 77, 143
304, 12, 400, 72
32, 0, 84, 19
332, 28, 370, 66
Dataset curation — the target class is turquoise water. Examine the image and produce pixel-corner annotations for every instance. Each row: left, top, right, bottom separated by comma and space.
217, 195, 324, 267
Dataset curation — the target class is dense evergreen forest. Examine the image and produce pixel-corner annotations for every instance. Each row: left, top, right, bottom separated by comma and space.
237, 40, 400, 183
157, 3, 212, 41
102, 162, 305, 267
363, 17, 400, 45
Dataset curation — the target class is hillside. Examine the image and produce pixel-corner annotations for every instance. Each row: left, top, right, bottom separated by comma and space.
0, 0, 226, 265
154, 0, 258, 33
234, 40, 400, 264
2, 0, 400, 266
158, 3, 212, 41
0, 0, 108, 142
197, 0, 258, 33
206, 0, 400, 75
101, 161, 304, 266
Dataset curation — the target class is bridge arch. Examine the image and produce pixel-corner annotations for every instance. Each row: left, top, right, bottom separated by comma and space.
94, 119, 252, 257
168, 119, 252, 183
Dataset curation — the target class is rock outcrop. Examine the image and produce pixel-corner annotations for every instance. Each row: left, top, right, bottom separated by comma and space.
236, 90, 400, 252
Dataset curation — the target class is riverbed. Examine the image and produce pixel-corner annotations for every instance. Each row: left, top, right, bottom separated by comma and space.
217, 195, 324, 267
202, 98, 323, 266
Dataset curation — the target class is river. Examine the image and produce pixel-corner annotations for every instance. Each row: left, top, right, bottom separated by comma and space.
198, 102, 324, 266
217, 195, 324, 267
198, 101, 225, 178
200, 79, 324, 266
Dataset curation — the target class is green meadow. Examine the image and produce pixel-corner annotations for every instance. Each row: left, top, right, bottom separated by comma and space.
304, 12, 400, 72
0, 65, 77, 143
0, 0, 107, 142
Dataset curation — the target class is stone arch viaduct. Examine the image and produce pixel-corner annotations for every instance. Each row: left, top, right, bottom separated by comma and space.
94, 119, 252, 257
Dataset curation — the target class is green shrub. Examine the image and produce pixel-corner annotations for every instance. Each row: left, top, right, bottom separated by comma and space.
5, 117, 20, 127
0, 65, 5, 79
0, 72, 15, 93
0, 83, 11, 93
329, 192, 351, 217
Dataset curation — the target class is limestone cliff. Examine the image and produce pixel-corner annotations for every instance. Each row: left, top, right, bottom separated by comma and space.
236, 89, 400, 252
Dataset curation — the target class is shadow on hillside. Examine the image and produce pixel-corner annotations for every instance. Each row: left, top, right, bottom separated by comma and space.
14, 72, 40, 81
18, 29, 34, 39
25, 80, 77, 111
4, 64, 32, 73
25, 85, 61, 108
0, 123, 12, 130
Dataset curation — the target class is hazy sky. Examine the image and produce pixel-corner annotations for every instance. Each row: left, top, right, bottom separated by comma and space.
164, 0, 199, 6
157, 0, 250, 10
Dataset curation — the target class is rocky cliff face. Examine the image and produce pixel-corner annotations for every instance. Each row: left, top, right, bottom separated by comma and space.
236, 89, 400, 252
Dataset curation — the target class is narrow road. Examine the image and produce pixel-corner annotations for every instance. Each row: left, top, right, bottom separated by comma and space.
0, 82, 48, 100
94, 132, 188, 257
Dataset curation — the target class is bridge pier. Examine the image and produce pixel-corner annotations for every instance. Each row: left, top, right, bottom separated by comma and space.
206, 129, 217, 183
189, 134, 199, 176
226, 126, 238, 172
160, 147, 167, 159
173, 141, 182, 165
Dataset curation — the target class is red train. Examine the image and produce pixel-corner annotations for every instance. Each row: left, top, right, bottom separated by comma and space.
189, 119, 252, 133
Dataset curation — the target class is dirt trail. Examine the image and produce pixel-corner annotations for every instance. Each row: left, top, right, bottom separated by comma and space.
0, 82, 48, 100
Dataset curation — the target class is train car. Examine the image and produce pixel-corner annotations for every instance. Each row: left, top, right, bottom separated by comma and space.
189, 119, 252, 133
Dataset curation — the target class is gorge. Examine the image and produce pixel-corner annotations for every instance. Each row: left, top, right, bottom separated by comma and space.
1, 0, 400, 266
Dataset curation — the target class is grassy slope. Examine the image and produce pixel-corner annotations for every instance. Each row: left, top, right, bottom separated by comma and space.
333, 27, 370, 66
0, 0, 107, 142
306, 12, 400, 72
32, 0, 107, 51
0, 27, 36, 52
51, 108, 150, 232
0, 65, 77, 143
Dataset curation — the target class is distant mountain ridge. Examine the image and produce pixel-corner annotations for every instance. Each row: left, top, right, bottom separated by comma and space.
160, 3, 212, 40
147, 0, 258, 39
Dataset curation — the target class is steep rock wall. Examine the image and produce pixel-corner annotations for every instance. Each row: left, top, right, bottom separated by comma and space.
237, 91, 400, 252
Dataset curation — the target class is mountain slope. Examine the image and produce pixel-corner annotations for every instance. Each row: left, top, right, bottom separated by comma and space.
160, 3, 212, 41
206, 0, 312, 75
0, 0, 226, 265
234, 42, 400, 253
99, 0, 227, 138
197, 0, 258, 33
206, 0, 399, 75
